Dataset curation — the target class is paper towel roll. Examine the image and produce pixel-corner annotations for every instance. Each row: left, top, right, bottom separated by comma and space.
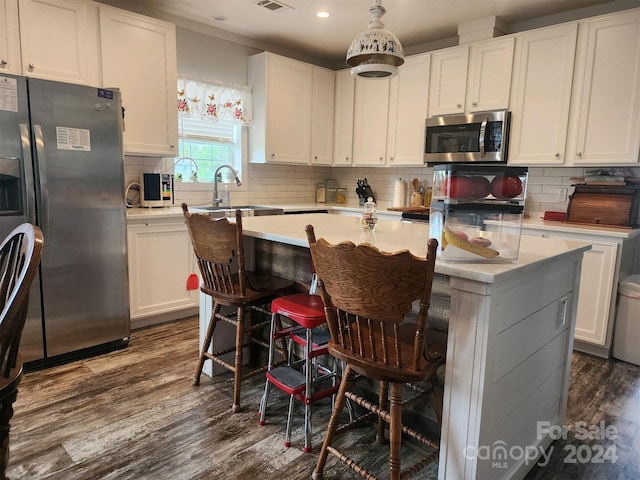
393, 179, 406, 207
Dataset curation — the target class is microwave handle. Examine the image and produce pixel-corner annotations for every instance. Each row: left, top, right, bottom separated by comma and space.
478, 117, 488, 157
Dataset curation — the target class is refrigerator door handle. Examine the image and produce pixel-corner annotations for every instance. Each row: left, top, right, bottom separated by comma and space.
20, 123, 37, 224
32, 124, 49, 233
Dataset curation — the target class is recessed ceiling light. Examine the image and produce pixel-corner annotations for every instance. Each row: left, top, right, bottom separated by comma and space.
213, 15, 227, 21
317, 11, 330, 18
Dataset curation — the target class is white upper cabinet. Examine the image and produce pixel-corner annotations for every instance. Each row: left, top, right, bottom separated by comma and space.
332, 69, 355, 166
352, 53, 431, 166
508, 23, 578, 165
387, 53, 431, 165
429, 45, 469, 115
352, 77, 390, 165
429, 37, 514, 116
0, 0, 21, 74
310, 66, 335, 165
99, 5, 178, 157
17, 0, 99, 85
249, 52, 313, 164
566, 8, 640, 166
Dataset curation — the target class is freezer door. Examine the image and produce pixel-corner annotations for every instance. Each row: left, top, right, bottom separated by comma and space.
0, 73, 45, 362
27, 79, 130, 357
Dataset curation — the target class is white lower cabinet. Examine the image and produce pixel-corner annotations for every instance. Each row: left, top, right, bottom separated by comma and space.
519, 227, 639, 357
127, 218, 198, 327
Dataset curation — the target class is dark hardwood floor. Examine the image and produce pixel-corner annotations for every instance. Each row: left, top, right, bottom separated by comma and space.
6, 317, 640, 479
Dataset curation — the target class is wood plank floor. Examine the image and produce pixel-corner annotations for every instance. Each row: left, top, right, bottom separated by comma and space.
5, 316, 640, 479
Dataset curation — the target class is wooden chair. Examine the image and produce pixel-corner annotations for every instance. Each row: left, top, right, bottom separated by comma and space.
0, 223, 44, 478
182, 204, 294, 413
305, 224, 447, 480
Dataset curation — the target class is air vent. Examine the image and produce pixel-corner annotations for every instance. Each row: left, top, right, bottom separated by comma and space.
256, 0, 292, 12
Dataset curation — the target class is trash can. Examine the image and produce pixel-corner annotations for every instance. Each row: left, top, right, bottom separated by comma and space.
612, 275, 640, 366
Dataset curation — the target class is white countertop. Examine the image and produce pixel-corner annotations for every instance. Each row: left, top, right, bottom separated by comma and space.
239, 213, 591, 284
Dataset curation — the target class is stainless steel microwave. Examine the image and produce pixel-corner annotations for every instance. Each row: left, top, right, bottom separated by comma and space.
424, 110, 511, 164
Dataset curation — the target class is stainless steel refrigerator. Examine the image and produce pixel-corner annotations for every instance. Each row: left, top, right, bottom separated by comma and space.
0, 74, 130, 365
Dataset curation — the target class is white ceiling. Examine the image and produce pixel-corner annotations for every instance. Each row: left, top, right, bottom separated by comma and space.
98, 0, 627, 66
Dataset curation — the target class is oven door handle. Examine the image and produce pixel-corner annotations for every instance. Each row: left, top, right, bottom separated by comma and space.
478, 116, 488, 158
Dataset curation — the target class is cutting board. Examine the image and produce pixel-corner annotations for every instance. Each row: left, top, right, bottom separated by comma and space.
387, 206, 430, 213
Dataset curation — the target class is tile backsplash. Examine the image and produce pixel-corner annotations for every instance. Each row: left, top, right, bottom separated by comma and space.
124, 156, 639, 222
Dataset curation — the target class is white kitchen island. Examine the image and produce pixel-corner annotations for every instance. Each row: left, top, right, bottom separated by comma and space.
237, 213, 591, 480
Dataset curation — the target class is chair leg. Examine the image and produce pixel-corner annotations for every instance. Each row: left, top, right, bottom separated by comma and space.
259, 312, 280, 425
389, 382, 403, 480
430, 374, 444, 428
312, 364, 355, 480
0, 385, 19, 480
258, 379, 271, 425
193, 302, 221, 386
232, 306, 246, 413
377, 380, 389, 444
304, 327, 313, 453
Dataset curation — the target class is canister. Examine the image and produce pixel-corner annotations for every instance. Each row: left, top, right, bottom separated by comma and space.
316, 183, 326, 203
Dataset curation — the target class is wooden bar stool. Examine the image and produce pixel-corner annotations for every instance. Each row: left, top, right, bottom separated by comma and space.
306, 225, 447, 480
258, 291, 340, 452
182, 204, 294, 413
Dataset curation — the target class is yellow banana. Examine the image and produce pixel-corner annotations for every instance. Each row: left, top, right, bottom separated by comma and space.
443, 227, 499, 258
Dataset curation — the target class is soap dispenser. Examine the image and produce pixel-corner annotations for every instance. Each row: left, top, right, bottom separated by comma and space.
360, 197, 378, 231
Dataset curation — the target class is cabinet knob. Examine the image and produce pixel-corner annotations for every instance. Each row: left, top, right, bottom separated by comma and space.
271, 153, 275, 160
472, 101, 478, 107
457, 103, 462, 108
379, 157, 384, 162
0, 60, 6, 66
345, 156, 349, 161
389, 157, 394, 162
577, 152, 582, 157
314, 155, 318, 160
555, 153, 560, 158
28, 63, 35, 70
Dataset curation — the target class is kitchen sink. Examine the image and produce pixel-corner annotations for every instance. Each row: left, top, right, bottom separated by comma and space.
191, 205, 284, 218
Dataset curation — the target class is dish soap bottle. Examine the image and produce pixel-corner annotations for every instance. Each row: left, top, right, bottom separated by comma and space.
360, 197, 378, 231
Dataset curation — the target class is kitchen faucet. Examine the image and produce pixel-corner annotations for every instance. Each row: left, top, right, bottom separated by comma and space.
213, 164, 242, 208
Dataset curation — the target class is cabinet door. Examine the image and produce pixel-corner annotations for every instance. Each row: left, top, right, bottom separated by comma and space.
99, 6, 178, 157
568, 9, 640, 165
310, 66, 334, 165
509, 24, 578, 165
265, 54, 312, 163
18, 0, 99, 85
467, 37, 514, 112
0, 0, 20, 74
352, 77, 390, 165
573, 242, 617, 346
387, 53, 430, 165
332, 69, 355, 166
127, 221, 198, 319
429, 46, 469, 115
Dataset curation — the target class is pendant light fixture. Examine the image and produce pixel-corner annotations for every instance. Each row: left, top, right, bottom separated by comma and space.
346, 0, 405, 79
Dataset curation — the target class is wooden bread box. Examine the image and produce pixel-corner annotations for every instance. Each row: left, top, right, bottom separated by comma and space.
566, 185, 639, 228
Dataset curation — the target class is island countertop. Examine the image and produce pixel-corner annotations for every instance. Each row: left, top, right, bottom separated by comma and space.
239, 213, 591, 284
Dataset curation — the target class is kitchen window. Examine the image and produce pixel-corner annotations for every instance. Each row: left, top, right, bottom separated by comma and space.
175, 77, 252, 188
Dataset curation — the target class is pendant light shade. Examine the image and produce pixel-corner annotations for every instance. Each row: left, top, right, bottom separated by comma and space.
346, 0, 404, 79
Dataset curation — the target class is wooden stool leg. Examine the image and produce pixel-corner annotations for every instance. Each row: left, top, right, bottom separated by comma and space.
430, 374, 444, 427
232, 306, 246, 413
377, 380, 389, 444
312, 365, 355, 480
193, 302, 221, 386
0, 385, 19, 480
389, 382, 403, 480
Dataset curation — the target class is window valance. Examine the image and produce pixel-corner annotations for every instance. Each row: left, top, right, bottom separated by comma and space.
177, 77, 252, 126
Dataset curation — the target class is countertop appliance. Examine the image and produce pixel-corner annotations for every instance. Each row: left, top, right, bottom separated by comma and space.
0, 74, 130, 365
141, 172, 174, 207
424, 110, 510, 164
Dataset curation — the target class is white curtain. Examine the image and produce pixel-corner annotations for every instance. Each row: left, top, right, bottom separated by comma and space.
177, 77, 252, 126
